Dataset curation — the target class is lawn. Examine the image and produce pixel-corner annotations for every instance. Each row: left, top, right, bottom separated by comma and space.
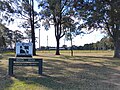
0, 50, 120, 90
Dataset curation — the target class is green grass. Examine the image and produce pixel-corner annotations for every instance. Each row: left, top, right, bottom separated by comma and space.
0, 50, 120, 90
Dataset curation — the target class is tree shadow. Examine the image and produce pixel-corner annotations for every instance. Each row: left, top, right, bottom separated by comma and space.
59, 55, 120, 67
0, 54, 3, 59
0, 62, 13, 90
14, 58, 120, 90
1, 54, 15, 60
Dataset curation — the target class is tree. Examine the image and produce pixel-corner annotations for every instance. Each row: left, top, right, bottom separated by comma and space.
0, 23, 24, 49
24, 29, 32, 42
4, 29, 24, 49
74, 0, 120, 58
62, 45, 68, 50
0, 1, 16, 49
31, 0, 36, 55
13, 30, 24, 43
14, 0, 40, 55
0, 23, 11, 49
0, 22, 7, 49
38, 0, 81, 55
65, 29, 74, 56
0, 1, 26, 51
0, 0, 14, 23
64, 19, 85, 56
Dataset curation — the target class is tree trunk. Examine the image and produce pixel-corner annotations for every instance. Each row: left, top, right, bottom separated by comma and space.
70, 32, 73, 56
32, 28, 36, 55
71, 46, 73, 56
114, 40, 120, 58
56, 38, 60, 55
31, 0, 36, 55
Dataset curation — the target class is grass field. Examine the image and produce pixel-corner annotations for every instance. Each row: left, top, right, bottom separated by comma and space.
0, 50, 120, 90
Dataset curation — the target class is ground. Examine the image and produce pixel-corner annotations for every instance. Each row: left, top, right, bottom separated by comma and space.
0, 50, 120, 90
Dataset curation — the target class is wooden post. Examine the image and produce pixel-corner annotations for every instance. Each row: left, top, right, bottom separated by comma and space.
8, 58, 14, 76
38, 59, 42, 75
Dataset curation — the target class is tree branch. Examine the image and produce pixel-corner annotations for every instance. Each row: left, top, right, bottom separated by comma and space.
60, 31, 65, 38
106, 22, 114, 39
61, 0, 73, 15
61, 0, 68, 13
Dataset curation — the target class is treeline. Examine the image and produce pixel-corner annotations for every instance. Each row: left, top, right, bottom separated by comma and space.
69, 37, 114, 50
65, 37, 114, 50
40, 37, 114, 50
78, 37, 114, 50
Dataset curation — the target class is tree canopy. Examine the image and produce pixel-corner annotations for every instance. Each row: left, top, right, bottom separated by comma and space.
37, 0, 83, 55
74, 0, 120, 58
9, 0, 41, 55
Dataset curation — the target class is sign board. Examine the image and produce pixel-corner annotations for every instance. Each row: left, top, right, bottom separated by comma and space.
8, 58, 43, 76
16, 42, 33, 57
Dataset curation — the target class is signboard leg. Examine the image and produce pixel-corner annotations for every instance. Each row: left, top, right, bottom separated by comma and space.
8, 58, 13, 76
38, 60, 42, 75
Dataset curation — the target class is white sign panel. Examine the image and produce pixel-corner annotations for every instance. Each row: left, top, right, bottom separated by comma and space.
16, 42, 33, 57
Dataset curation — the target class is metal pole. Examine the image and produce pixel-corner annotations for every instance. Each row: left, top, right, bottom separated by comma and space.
47, 35, 48, 47
64, 37, 66, 45
70, 28, 73, 56
39, 29, 40, 49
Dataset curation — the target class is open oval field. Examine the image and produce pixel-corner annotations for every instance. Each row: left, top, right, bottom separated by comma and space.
0, 50, 120, 90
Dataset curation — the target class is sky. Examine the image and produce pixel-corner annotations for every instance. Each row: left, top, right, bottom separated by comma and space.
7, 1, 106, 48
35, 26, 105, 48
8, 22, 105, 48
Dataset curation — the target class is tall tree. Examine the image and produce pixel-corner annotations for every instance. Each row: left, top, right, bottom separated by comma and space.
38, 0, 79, 55
14, 0, 40, 55
0, 24, 7, 48
74, 0, 120, 58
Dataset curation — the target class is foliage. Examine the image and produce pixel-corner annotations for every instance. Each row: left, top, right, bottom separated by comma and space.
72, 37, 114, 50
0, 23, 24, 49
75, 0, 120, 40
37, 0, 84, 55
24, 29, 32, 42
0, 23, 8, 48
16, 0, 40, 29
0, 0, 40, 55
13, 30, 24, 43
14, 0, 41, 55
0, 1, 15, 24
0, 1, 21, 49
4, 30, 24, 48
74, 0, 120, 58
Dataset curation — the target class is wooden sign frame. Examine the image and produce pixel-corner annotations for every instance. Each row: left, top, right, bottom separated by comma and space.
8, 58, 43, 76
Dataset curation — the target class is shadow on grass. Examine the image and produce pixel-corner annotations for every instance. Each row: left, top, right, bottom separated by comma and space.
0, 63, 13, 90
58, 55, 120, 67
14, 58, 120, 90
1, 53, 15, 60
0, 54, 3, 59
36, 53, 116, 61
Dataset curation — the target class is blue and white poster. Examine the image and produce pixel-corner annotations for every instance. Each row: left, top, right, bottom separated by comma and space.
16, 42, 33, 57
